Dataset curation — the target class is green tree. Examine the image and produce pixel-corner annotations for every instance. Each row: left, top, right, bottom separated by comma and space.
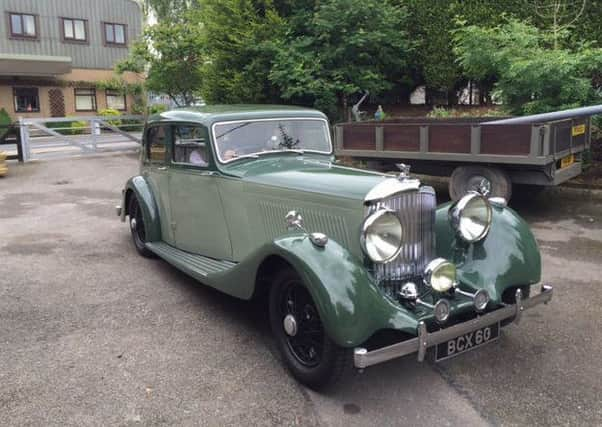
269, 0, 412, 116
117, 10, 205, 106
453, 18, 602, 114
140, 0, 201, 20
200, 0, 284, 104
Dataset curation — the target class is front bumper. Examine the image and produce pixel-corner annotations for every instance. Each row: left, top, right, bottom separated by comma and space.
354, 284, 553, 369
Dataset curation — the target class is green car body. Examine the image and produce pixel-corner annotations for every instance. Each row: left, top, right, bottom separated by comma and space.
120, 105, 551, 369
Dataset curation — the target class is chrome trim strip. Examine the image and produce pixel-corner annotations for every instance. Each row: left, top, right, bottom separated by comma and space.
353, 284, 553, 369
417, 321, 428, 362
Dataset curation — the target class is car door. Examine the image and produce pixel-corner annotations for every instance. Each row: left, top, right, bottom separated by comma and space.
143, 124, 176, 245
168, 123, 232, 260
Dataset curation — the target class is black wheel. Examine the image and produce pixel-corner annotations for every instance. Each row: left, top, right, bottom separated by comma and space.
449, 165, 512, 202
269, 269, 350, 390
127, 195, 155, 258
500, 285, 531, 327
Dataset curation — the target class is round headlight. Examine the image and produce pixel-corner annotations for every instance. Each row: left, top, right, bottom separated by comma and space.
360, 209, 403, 264
449, 193, 492, 243
424, 258, 457, 292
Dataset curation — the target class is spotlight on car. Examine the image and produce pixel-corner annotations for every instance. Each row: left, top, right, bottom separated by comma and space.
424, 258, 457, 293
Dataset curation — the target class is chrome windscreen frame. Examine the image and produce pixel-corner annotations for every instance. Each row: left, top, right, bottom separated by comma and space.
211, 117, 333, 165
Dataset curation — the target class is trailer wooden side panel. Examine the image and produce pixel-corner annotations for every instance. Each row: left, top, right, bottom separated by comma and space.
383, 126, 420, 151
342, 124, 375, 150
429, 125, 471, 153
480, 124, 532, 155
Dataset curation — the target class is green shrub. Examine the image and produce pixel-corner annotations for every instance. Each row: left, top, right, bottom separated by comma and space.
454, 19, 602, 115
70, 120, 89, 135
0, 108, 11, 140
148, 104, 168, 115
426, 107, 505, 118
427, 107, 452, 118
98, 108, 122, 127
46, 120, 77, 135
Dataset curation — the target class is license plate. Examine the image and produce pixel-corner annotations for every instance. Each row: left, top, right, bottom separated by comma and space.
435, 322, 500, 362
560, 154, 575, 169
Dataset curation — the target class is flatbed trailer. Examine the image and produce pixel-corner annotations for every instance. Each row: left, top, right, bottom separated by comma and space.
334, 105, 602, 200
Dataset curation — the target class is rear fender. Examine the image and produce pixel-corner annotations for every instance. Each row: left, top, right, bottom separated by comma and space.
124, 176, 162, 242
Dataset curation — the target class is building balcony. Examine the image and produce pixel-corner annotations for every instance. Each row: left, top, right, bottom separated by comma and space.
0, 53, 72, 77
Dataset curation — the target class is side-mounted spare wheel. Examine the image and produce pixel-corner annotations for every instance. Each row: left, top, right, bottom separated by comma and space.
269, 268, 351, 390
127, 194, 155, 258
449, 165, 512, 202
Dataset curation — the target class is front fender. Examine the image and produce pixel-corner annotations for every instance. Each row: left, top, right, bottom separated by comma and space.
124, 175, 162, 242
265, 235, 419, 348
435, 203, 541, 302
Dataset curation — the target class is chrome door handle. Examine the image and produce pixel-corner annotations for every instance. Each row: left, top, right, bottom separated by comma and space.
157, 166, 167, 171
200, 171, 218, 176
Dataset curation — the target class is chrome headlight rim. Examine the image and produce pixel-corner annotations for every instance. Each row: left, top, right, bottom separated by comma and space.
360, 208, 403, 264
449, 192, 493, 243
424, 257, 457, 293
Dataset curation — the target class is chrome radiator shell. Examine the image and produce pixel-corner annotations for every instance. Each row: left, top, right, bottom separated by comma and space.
367, 186, 437, 285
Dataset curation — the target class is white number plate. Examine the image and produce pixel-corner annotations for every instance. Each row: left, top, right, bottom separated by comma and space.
435, 322, 500, 362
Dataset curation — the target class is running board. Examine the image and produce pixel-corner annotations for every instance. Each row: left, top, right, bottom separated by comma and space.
145, 242, 236, 278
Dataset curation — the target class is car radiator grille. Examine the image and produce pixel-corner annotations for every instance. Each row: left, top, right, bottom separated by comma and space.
367, 186, 437, 292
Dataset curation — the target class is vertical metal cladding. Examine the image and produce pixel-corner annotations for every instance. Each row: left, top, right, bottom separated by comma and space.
369, 186, 436, 284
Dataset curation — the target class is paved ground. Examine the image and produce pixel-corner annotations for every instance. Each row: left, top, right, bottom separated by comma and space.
0, 154, 600, 426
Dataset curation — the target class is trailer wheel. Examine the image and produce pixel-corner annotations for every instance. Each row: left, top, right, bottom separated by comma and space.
449, 166, 512, 201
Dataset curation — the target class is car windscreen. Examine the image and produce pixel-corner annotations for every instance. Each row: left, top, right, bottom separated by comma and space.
213, 119, 331, 163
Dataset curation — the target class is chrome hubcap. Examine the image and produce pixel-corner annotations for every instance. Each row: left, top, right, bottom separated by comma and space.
283, 314, 298, 337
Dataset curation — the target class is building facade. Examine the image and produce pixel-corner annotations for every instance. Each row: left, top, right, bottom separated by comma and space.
0, 0, 143, 120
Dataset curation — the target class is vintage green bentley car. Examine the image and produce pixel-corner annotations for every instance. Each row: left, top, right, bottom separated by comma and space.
118, 105, 553, 389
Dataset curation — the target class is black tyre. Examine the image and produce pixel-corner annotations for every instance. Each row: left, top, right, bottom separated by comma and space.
269, 268, 350, 390
500, 285, 531, 327
127, 195, 155, 258
449, 165, 512, 202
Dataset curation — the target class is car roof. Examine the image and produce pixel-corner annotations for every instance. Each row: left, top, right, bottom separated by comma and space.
147, 104, 328, 127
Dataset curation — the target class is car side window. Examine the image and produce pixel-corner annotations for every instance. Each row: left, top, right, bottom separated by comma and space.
173, 125, 210, 168
146, 125, 169, 164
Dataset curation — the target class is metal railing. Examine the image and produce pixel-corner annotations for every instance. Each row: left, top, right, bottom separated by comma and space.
15, 115, 145, 161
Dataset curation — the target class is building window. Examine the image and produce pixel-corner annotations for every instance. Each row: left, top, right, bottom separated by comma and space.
13, 87, 40, 113
106, 90, 127, 111
62, 18, 87, 42
103, 22, 126, 46
9, 12, 37, 38
74, 88, 97, 112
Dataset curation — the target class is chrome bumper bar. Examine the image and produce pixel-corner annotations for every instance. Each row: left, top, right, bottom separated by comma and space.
354, 284, 553, 369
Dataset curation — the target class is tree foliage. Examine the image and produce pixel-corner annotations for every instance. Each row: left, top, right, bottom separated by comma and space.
269, 0, 412, 116
124, 0, 602, 116
200, 0, 283, 104
117, 10, 205, 106
454, 19, 602, 114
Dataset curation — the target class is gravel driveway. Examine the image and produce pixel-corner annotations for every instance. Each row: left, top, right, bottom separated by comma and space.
0, 154, 600, 426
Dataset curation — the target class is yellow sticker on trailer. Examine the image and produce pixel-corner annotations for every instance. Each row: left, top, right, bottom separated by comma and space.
571, 124, 585, 136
